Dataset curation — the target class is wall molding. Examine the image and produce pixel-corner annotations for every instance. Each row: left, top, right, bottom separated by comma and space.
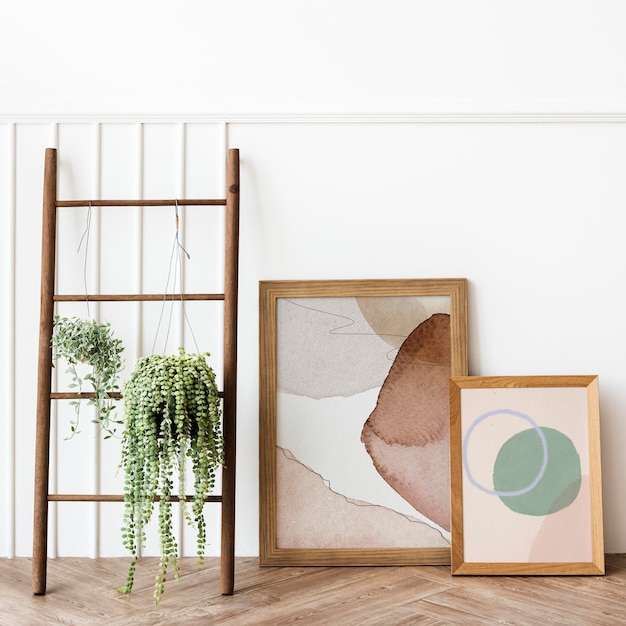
3, 111, 626, 124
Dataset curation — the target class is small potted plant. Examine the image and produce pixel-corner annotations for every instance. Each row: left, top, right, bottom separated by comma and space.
51, 315, 125, 438
117, 348, 224, 603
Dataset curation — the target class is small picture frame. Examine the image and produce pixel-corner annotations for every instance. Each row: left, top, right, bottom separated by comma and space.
259, 279, 467, 566
449, 375, 604, 575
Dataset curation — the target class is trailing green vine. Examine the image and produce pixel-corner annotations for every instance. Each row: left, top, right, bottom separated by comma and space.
51, 316, 124, 438
117, 348, 224, 603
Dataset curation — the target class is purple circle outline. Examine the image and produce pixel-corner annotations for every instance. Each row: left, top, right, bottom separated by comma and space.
462, 408, 549, 497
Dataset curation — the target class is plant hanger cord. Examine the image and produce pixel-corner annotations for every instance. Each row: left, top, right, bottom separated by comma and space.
76, 200, 93, 319
151, 199, 200, 355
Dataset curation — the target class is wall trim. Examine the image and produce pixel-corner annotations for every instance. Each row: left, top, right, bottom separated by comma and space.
2, 111, 626, 124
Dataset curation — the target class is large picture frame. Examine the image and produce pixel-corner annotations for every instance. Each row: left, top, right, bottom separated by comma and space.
259, 279, 467, 566
449, 375, 604, 575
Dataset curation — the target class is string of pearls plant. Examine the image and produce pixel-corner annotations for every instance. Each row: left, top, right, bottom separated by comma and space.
117, 348, 224, 603
51, 316, 124, 438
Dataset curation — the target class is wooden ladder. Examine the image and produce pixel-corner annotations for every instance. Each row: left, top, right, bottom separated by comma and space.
32, 147, 240, 595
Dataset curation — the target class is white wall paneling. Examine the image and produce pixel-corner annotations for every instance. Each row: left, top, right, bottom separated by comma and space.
2, 121, 229, 558
0, 123, 16, 558
1, 115, 626, 560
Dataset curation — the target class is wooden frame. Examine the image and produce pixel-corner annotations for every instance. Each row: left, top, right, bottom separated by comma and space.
259, 279, 467, 566
450, 375, 604, 575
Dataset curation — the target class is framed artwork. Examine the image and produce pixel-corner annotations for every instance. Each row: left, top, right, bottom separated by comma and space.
259, 279, 467, 566
449, 375, 604, 575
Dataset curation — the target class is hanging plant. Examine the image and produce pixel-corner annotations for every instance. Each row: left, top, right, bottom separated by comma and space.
51, 315, 125, 438
117, 348, 224, 603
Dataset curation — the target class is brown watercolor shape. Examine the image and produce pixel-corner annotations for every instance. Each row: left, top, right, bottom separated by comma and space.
361, 313, 452, 531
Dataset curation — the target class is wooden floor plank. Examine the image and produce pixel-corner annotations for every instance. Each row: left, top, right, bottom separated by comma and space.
216, 568, 450, 626
419, 586, 618, 626
418, 565, 626, 626
403, 600, 504, 626
0, 556, 624, 625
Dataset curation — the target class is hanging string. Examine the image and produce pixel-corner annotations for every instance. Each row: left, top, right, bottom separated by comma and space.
151, 200, 200, 355
77, 201, 93, 319
174, 198, 191, 271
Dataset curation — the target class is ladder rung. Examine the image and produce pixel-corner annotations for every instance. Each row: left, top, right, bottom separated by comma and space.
56, 199, 227, 207
50, 392, 122, 400
54, 293, 225, 302
48, 494, 223, 503
50, 390, 224, 400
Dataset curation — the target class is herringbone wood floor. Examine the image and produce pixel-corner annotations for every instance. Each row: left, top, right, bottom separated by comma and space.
1, 555, 625, 625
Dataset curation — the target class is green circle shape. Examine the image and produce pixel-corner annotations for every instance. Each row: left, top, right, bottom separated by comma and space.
493, 427, 581, 516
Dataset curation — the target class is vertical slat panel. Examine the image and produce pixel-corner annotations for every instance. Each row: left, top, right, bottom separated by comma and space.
139, 123, 182, 557
11, 124, 59, 560
135, 122, 144, 558
135, 123, 144, 359
177, 122, 187, 348
90, 122, 102, 558
48, 124, 59, 561
179, 122, 225, 557
98, 122, 138, 557
2, 123, 17, 558
54, 124, 98, 558
176, 122, 186, 554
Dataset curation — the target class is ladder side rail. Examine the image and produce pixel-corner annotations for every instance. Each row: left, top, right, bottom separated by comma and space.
32, 148, 58, 595
220, 148, 240, 595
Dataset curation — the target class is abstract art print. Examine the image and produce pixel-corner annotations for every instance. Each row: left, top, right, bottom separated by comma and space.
449, 375, 604, 575
259, 279, 467, 565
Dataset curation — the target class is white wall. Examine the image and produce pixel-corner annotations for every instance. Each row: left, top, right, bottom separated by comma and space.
1, 1, 626, 558
4, 0, 626, 114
